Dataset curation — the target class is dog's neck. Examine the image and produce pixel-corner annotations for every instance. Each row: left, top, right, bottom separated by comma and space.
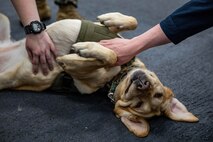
107, 57, 136, 103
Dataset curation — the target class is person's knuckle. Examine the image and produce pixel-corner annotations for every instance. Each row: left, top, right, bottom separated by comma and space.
40, 50, 45, 55
34, 50, 40, 56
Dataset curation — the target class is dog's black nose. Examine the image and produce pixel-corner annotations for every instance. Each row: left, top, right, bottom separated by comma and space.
131, 70, 150, 90
136, 80, 150, 90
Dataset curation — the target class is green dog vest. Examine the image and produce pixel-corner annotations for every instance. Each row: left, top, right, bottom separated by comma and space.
49, 20, 119, 93
77, 20, 118, 42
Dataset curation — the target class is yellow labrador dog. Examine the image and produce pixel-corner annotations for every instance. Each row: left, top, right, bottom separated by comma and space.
0, 12, 198, 137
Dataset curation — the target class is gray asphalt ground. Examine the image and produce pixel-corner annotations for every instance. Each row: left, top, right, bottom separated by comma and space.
0, 0, 213, 142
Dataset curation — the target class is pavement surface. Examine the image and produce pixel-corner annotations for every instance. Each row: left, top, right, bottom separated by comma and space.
0, 0, 213, 142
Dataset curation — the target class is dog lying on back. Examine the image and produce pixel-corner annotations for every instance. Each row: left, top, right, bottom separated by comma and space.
0, 12, 198, 137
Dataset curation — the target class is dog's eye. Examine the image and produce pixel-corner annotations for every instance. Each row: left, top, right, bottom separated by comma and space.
154, 93, 163, 98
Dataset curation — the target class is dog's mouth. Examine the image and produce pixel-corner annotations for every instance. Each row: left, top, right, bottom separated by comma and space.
128, 100, 152, 116
122, 70, 161, 117
130, 107, 155, 118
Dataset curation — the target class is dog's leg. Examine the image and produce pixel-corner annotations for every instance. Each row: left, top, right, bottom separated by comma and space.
73, 42, 117, 65
56, 42, 120, 94
56, 52, 120, 94
97, 12, 138, 33
57, 42, 117, 70
0, 13, 11, 42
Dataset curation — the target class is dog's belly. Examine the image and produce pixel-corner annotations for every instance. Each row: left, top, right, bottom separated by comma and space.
0, 41, 25, 73
0, 19, 117, 91
0, 40, 62, 91
14, 63, 62, 91
0, 20, 82, 91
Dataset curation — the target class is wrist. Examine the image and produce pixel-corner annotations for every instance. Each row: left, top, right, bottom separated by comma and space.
130, 36, 147, 55
26, 30, 46, 39
24, 21, 46, 35
134, 24, 171, 52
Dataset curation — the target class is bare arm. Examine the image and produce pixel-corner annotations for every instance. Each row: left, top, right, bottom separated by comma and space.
11, 0, 40, 25
11, 0, 57, 75
100, 0, 213, 66
100, 24, 171, 65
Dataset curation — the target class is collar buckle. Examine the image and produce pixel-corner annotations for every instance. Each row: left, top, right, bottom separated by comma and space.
107, 92, 115, 103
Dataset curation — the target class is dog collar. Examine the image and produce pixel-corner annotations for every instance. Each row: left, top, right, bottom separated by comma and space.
107, 57, 136, 103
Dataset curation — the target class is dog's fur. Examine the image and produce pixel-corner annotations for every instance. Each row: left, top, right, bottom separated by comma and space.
0, 12, 198, 137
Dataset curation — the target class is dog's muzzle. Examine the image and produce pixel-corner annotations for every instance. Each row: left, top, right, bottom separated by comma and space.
131, 70, 150, 90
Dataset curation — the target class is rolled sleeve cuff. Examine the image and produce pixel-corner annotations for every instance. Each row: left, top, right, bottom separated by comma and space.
160, 17, 183, 44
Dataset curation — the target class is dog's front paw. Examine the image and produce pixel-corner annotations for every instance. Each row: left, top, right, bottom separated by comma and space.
72, 42, 98, 58
72, 42, 117, 65
97, 12, 138, 33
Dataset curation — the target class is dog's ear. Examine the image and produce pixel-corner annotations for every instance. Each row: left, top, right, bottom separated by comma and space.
164, 98, 199, 122
121, 116, 150, 137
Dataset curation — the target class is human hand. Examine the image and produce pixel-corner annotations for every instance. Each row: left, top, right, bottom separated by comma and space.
99, 38, 136, 66
25, 31, 57, 75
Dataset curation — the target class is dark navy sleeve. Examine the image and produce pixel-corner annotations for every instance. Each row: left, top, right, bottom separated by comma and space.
160, 0, 213, 44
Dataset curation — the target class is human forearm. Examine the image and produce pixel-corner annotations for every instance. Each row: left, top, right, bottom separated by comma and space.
130, 24, 171, 56
11, 0, 40, 26
11, 0, 57, 75
99, 24, 171, 65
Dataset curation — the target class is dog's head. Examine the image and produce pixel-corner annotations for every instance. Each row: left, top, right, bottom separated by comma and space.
113, 59, 198, 137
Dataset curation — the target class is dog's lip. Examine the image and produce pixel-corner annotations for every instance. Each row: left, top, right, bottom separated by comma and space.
128, 108, 154, 118
132, 108, 145, 113
128, 108, 146, 117
124, 79, 133, 94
